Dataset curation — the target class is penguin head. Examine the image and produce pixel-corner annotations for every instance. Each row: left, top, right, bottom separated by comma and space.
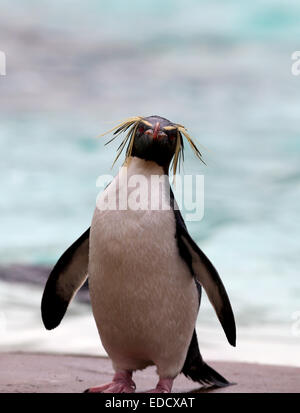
101, 115, 205, 177
131, 116, 178, 168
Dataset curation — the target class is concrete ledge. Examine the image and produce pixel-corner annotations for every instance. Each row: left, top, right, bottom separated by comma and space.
1, 353, 299, 393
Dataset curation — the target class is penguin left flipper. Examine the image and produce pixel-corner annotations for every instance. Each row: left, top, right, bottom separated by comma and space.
41, 228, 90, 330
171, 193, 236, 347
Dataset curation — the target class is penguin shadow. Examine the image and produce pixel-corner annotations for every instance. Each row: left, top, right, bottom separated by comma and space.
83, 383, 236, 394
187, 382, 237, 393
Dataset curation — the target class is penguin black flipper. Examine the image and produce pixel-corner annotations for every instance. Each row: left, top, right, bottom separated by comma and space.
182, 329, 230, 387
41, 228, 90, 330
170, 191, 236, 347
182, 281, 230, 387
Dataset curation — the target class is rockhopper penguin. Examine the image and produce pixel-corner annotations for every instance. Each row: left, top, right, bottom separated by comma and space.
41, 115, 236, 393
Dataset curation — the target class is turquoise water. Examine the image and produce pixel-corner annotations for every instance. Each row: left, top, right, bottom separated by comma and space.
1, 1, 300, 332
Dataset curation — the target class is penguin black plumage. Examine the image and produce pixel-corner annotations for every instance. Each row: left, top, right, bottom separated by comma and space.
41, 115, 236, 393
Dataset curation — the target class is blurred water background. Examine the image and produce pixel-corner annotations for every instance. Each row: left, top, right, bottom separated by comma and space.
0, 0, 299, 365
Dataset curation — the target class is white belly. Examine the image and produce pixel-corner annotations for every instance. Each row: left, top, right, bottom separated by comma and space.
88, 158, 199, 378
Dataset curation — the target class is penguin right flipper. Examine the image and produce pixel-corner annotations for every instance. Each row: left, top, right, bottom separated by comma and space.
41, 228, 90, 330
182, 281, 230, 387
171, 190, 236, 347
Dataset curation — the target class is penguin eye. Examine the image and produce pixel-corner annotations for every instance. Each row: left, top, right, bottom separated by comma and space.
138, 126, 144, 135
168, 130, 176, 141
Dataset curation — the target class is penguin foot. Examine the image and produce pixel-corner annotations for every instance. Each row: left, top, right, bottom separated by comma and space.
84, 370, 136, 393
145, 377, 173, 393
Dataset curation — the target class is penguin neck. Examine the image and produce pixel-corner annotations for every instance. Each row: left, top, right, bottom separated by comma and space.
111, 157, 171, 211
122, 156, 169, 177
130, 143, 173, 174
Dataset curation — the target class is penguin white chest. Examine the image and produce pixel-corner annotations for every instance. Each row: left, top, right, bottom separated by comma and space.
88, 158, 198, 377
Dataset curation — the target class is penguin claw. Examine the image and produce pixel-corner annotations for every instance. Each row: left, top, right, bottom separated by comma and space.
84, 383, 112, 393
84, 371, 136, 393
103, 382, 136, 393
145, 388, 169, 393
85, 381, 136, 393
145, 377, 173, 393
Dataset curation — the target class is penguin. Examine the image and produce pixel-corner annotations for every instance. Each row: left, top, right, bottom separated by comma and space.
41, 115, 236, 393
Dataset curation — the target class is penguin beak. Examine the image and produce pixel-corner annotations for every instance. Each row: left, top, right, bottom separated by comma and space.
144, 122, 167, 140
152, 122, 160, 140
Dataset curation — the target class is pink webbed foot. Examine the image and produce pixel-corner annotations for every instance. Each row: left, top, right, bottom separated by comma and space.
84, 370, 136, 393
145, 377, 173, 393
